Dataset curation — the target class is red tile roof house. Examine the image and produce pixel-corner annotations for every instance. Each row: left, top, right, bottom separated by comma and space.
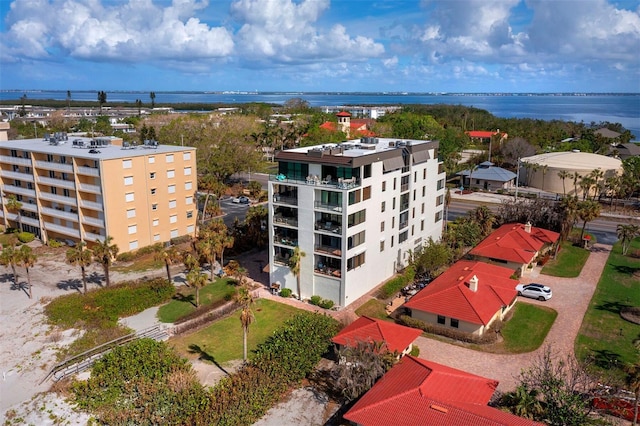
403, 260, 519, 337
344, 355, 543, 426
465, 130, 508, 143
331, 316, 422, 358
469, 222, 560, 277
320, 111, 376, 138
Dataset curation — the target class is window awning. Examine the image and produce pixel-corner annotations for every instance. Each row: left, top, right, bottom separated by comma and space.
383, 156, 404, 172
412, 149, 430, 164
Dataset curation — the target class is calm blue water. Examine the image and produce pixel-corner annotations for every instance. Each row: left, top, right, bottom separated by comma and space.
2, 91, 639, 138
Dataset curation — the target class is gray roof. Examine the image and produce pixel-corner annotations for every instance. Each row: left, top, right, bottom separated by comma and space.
595, 128, 622, 138
456, 164, 516, 182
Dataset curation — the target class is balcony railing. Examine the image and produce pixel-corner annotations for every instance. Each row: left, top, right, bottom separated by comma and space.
34, 160, 73, 173
20, 203, 38, 213
21, 216, 40, 227
43, 222, 80, 238
3, 185, 36, 198
39, 192, 77, 206
79, 199, 103, 211
314, 201, 342, 213
399, 221, 408, 230
272, 194, 298, 206
273, 215, 298, 227
315, 221, 342, 234
314, 266, 342, 279
1, 170, 34, 182
81, 216, 105, 228
0, 156, 32, 166
273, 255, 290, 265
37, 176, 76, 190
41, 206, 79, 222
76, 166, 100, 177
314, 245, 342, 257
273, 235, 298, 247
270, 174, 360, 190
85, 231, 106, 242
78, 182, 102, 194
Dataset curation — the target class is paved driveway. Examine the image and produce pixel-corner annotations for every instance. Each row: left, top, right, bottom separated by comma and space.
412, 244, 611, 393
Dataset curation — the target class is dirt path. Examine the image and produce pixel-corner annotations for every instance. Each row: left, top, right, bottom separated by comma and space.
412, 244, 611, 392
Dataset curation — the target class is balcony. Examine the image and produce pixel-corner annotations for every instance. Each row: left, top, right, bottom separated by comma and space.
79, 199, 103, 211
34, 160, 73, 173
81, 216, 105, 228
314, 245, 342, 257
399, 221, 408, 230
43, 222, 81, 238
3, 185, 36, 198
0, 156, 32, 167
273, 215, 298, 227
78, 182, 102, 194
270, 174, 360, 191
37, 176, 76, 190
1, 170, 34, 182
85, 231, 106, 242
273, 234, 298, 247
39, 192, 77, 206
314, 256, 342, 279
21, 216, 40, 227
76, 166, 100, 177
314, 201, 342, 213
315, 221, 342, 234
272, 194, 298, 206
41, 206, 79, 222
20, 202, 38, 213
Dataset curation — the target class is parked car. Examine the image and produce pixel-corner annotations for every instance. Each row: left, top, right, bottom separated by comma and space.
232, 196, 250, 204
516, 283, 552, 301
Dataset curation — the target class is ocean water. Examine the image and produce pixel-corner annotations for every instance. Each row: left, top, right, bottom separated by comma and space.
2, 91, 638, 139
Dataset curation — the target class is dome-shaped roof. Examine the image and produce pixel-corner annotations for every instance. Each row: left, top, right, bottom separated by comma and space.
521, 152, 622, 171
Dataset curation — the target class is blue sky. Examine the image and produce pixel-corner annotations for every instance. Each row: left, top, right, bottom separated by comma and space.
1, 0, 639, 93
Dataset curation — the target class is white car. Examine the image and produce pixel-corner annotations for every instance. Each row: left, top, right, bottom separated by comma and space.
516, 283, 552, 301
232, 196, 250, 204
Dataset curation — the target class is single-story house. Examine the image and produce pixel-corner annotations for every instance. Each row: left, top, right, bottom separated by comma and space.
403, 260, 519, 336
607, 143, 640, 160
344, 356, 543, 426
469, 222, 560, 276
456, 161, 516, 190
465, 130, 508, 144
331, 316, 422, 357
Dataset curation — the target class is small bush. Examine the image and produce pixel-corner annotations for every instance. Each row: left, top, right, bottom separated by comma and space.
309, 295, 322, 306
410, 346, 420, 357
116, 252, 135, 262
279, 288, 292, 298
48, 239, 64, 248
136, 242, 164, 256
318, 299, 334, 309
378, 275, 408, 299
171, 235, 192, 245
17, 232, 35, 243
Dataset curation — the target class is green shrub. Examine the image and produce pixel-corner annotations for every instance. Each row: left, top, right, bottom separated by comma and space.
410, 345, 420, 357
318, 299, 335, 309
17, 232, 35, 243
116, 252, 135, 262
378, 275, 408, 299
309, 295, 322, 306
279, 288, 292, 298
47, 239, 64, 248
170, 235, 192, 245
136, 242, 164, 256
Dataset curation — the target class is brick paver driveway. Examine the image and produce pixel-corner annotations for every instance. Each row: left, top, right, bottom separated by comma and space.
412, 243, 611, 393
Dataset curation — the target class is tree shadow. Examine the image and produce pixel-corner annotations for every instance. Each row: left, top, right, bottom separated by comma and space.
595, 300, 631, 314
613, 264, 640, 276
9, 280, 29, 297
57, 278, 82, 293
0, 272, 15, 283
173, 292, 196, 307
188, 344, 228, 375
589, 349, 623, 370
87, 271, 104, 286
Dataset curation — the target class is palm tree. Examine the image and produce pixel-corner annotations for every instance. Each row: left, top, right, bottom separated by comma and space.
577, 200, 601, 241
579, 176, 595, 201
540, 164, 549, 191
150, 91, 156, 109
5, 195, 23, 232
624, 362, 640, 426
183, 252, 199, 274
444, 187, 451, 231
558, 196, 579, 243
18, 245, 37, 299
589, 168, 604, 199
92, 236, 119, 287
0, 245, 20, 288
557, 170, 570, 197
66, 241, 93, 294
288, 246, 305, 299
135, 99, 142, 116
154, 245, 181, 283
235, 284, 255, 361
503, 384, 544, 420
617, 223, 640, 255
470, 205, 496, 237
186, 266, 208, 307
97, 91, 107, 114
66, 90, 71, 112
572, 172, 581, 196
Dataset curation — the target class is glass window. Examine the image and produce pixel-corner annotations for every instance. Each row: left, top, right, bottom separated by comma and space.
187, 211, 193, 219
152, 203, 158, 211
153, 219, 159, 226
348, 210, 366, 227
437, 315, 445, 325
166, 154, 174, 163
168, 184, 176, 194
184, 167, 192, 176
170, 215, 177, 224
167, 170, 175, 179
125, 192, 134, 202
363, 164, 372, 178
129, 240, 138, 250
150, 172, 156, 179
153, 234, 160, 241
183, 152, 191, 161
362, 186, 371, 200
149, 156, 155, 164
347, 252, 365, 270
122, 159, 132, 169
170, 229, 179, 238
127, 208, 136, 218
128, 224, 137, 234
185, 181, 193, 190
124, 176, 133, 186
151, 188, 157, 195
451, 318, 459, 328
380, 241, 384, 252
185, 196, 193, 205
169, 200, 177, 209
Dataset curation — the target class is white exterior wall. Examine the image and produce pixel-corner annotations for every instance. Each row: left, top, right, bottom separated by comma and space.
268, 139, 445, 308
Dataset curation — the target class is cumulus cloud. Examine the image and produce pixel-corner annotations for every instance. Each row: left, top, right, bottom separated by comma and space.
1, 0, 234, 63
230, 0, 384, 65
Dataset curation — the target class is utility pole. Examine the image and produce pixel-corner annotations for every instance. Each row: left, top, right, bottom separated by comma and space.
515, 158, 520, 200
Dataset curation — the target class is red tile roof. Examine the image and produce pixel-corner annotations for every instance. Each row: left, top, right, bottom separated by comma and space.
404, 261, 518, 326
469, 223, 560, 264
336, 111, 352, 117
318, 119, 375, 137
344, 356, 543, 426
466, 130, 507, 138
331, 316, 422, 353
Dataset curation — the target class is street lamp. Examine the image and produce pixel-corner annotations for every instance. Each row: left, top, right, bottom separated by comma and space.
515, 158, 520, 200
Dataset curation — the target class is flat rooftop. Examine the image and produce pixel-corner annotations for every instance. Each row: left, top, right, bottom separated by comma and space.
285, 137, 436, 158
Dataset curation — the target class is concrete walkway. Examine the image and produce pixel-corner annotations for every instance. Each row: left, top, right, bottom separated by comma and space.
412, 243, 611, 393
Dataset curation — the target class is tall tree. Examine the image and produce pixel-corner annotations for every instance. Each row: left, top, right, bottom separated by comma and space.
235, 283, 255, 361
66, 90, 71, 112
150, 91, 156, 109
557, 170, 570, 197
289, 246, 306, 299
5, 195, 23, 232
617, 223, 640, 255
470, 205, 496, 237
93, 236, 119, 287
186, 266, 208, 307
66, 241, 93, 295
154, 245, 181, 283
18, 245, 37, 299
97, 91, 107, 114
577, 200, 601, 241
572, 172, 581, 197
0, 245, 20, 289
625, 361, 640, 426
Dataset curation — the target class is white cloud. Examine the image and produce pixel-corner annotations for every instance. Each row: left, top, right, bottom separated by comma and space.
230, 0, 384, 65
1, 0, 234, 63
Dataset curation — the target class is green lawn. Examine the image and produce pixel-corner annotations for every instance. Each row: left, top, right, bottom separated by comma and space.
501, 303, 558, 353
169, 298, 302, 364
355, 299, 391, 320
541, 242, 590, 278
157, 278, 237, 323
575, 238, 640, 380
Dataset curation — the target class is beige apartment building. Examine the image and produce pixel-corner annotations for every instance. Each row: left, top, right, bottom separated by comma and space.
0, 133, 197, 252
